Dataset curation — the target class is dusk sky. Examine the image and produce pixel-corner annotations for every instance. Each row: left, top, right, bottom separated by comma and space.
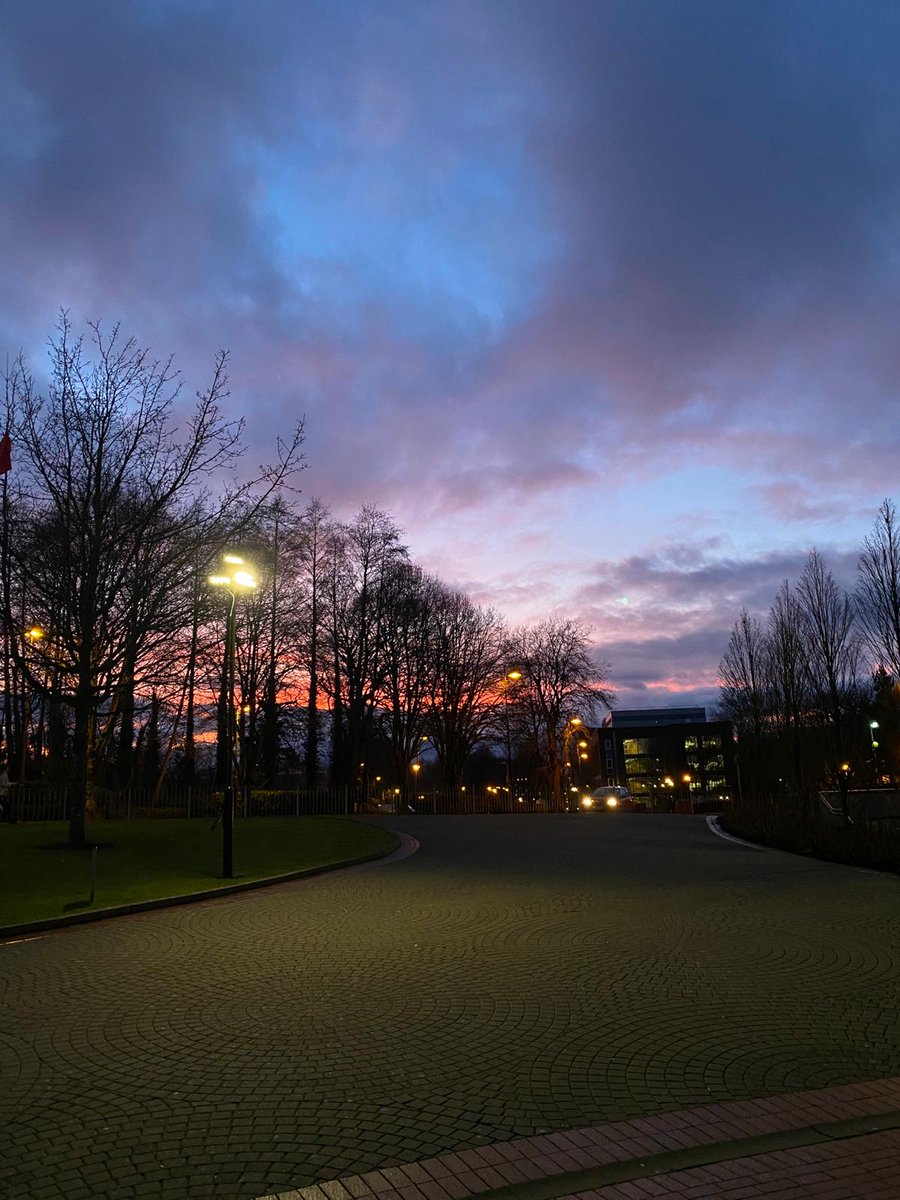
3, 0, 899, 710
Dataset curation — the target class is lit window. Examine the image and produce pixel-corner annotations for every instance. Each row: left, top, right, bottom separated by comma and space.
624, 738, 650, 755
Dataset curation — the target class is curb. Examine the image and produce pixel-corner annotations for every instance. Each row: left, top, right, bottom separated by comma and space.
0, 824, 408, 942
259, 1077, 900, 1200
705, 813, 769, 850
458, 1109, 900, 1200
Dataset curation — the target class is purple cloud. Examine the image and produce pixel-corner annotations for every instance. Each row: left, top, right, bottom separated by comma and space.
1, 0, 897, 707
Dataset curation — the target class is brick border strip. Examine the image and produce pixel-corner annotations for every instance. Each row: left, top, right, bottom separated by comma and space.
438, 1109, 900, 1200
257, 1077, 900, 1200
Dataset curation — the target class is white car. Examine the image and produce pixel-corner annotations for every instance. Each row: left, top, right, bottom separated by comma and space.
580, 785, 634, 811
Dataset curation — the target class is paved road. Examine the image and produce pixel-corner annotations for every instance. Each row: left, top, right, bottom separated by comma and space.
2, 815, 899, 1200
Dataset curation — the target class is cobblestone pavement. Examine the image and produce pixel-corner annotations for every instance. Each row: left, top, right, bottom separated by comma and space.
269, 1076, 900, 1200
3, 815, 900, 1200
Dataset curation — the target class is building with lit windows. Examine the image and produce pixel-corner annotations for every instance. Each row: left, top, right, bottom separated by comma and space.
593, 707, 737, 810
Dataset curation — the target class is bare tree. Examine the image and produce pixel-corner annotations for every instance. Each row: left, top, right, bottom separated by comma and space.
427, 589, 507, 799
857, 498, 900, 680
224, 499, 307, 789
764, 580, 812, 802
511, 618, 613, 809
718, 608, 766, 800
376, 563, 442, 803
797, 549, 863, 822
325, 505, 406, 790
4, 315, 305, 845
296, 497, 332, 786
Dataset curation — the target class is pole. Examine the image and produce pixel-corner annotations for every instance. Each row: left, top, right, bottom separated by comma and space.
504, 691, 512, 788
870, 723, 881, 785
223, 591, 236, 878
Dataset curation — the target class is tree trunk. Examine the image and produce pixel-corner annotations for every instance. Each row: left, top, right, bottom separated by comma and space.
305, 579, 319, 786
68, 687, 93, 846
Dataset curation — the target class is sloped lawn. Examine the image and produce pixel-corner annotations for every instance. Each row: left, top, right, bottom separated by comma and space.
0, 816, 398, 928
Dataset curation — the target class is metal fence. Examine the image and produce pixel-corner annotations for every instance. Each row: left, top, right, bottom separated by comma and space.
3, 782, 733, 821
361, 790, 558, 816
5, 783, 359, 822
819, 788, 900, 826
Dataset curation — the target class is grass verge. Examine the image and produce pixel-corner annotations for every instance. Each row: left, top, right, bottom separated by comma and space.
0, 816, 399, 928
720, 806, 900, 873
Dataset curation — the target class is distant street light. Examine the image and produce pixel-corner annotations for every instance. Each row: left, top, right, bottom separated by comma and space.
564, 716, 591, 787
208, 553, 258, 878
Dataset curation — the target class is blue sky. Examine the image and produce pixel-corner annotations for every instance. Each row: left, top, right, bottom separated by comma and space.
2, 0, 899, 709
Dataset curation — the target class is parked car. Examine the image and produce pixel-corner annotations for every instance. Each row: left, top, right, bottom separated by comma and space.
579, 785, 634, 811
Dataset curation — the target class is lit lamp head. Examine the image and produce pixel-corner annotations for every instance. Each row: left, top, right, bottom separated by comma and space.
208, 552, 258, 593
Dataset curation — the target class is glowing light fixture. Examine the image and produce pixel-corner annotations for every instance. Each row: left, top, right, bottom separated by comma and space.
208, 552, 258, 880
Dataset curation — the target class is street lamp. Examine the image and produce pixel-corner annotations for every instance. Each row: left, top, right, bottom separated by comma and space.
502, 670, 522, 786
870, 721, 881, 783
563, 716, 590, 787
208, 553, 257, 878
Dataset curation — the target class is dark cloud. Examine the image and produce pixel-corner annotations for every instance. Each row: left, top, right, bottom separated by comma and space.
1, 0, 898, 704
565, 539, 862, 704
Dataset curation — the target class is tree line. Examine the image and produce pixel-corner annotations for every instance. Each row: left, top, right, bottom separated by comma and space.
1, 317, 612, 844
718, 499, 900, 821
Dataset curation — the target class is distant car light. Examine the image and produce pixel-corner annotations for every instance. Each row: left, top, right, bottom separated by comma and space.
580, 796, 594, 808
605, 796, 619, 809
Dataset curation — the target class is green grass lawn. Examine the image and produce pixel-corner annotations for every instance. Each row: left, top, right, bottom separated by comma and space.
0, 817, 398, 929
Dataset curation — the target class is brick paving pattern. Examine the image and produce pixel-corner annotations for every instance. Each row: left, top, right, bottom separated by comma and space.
3, 815, 900, 1199
268, 1078, 900, 1200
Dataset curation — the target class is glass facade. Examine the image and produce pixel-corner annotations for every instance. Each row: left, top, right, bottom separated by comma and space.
596, 718, 736, 808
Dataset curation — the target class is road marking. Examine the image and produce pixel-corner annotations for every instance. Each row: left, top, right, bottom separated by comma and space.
705, 814, 768, 850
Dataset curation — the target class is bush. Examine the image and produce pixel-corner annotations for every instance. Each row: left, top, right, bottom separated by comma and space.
721, 802, 900, 872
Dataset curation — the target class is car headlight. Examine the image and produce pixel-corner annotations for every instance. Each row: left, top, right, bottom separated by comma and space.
605, 796, 619, 809
580, 796, 594, 808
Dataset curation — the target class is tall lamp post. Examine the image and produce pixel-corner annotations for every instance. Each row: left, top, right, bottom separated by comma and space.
209, 554, 257, 878
563, 716, 590, 789
870, 721, 881, 784
502, 670, 522, 787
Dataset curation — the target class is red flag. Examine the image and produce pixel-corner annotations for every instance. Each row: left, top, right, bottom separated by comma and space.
0, 432, 10, 474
